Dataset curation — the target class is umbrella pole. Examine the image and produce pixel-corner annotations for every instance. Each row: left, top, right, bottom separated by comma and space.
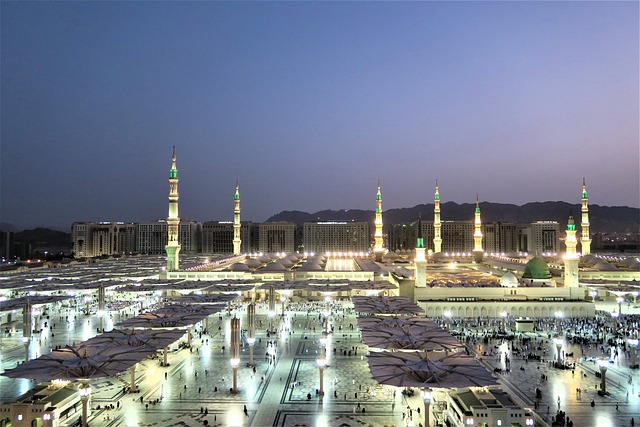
130, 364, 137, 393
164, 347, 168, 366
422, 388, 432, 427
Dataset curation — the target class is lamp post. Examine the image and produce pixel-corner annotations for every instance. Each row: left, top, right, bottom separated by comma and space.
268, 286, 275, 332
628, 339, 639, 369
230, 316, 240, 393
316, 358, 326, 396
553, 338, 563, 366
597, 359, 609, 395
22, 300, 32, 362
97, 284, 106, 332
78, 381, 91, 427
280, 296, 286, 317
554, 311, 564, 333
443, 311, 452, 330
248, 302, 256, 366
422, 389, 432, 427
611, 312, 619, 334
499, 311, 508, 332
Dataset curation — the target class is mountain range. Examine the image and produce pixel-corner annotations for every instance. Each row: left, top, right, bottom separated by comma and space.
266, 201, 639, 233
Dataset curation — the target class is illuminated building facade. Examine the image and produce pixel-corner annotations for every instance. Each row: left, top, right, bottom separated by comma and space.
303, 221, 370, 254
258, 222, 295, 253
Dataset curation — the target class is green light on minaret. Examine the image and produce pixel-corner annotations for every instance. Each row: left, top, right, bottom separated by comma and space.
376, 208, 381, 214
434, 193, 440, 200
567, 223, 576, 231
234, 192, 240, 201
170, 169, 177, 179
416, 216, 424, 248
475, 207, 480, 213
582, 191, 588, 199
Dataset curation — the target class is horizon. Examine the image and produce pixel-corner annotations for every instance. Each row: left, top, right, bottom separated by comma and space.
2, 198, 638, 233
1, 2, 638, 231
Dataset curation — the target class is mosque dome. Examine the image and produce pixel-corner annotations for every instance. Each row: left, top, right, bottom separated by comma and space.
500, 272, 519, 287
522, 256, 551, 279
228, 262, 250, 272
245, 258, 263, 268
593, 261, 618, 271
259, 262, 287, 272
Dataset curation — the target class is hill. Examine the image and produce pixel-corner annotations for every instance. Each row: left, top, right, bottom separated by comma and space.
266, 202, 639, 233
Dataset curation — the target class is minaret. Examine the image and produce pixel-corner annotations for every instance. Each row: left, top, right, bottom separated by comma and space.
564, 212, 579, 288
165, 147, 181, 272
472, 195, 484, 262
415, 215, 427, 287
233, 181, 241, 255
433, 180, 442, 253
580, 178, 592, 255
373, 180, 384, 261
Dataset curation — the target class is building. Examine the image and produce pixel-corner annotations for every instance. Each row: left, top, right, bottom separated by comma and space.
0, 231, 14, 261
519, 221, 560, 254
71, 222, 135, 257
258, 222, 295, 253
303, 221, 370, 254
483, 222, 518, 254
202, 221, 253, 254
135, 220, 201, 254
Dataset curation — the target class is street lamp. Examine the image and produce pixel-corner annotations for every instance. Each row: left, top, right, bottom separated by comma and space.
616, 297, 624, 315
316, 358, 327, 396
21, 336, 30, 362
554, 311, 564, 332
597, 359, 609, 395
553, 338, 563, 366
611, 312, 619, 334
443, 311, 452, 330
77, 381, 91, 427
230, 316, 240, 393
628, 339, 639, 369
499, 311, 508, 332
422, 389, 432, 427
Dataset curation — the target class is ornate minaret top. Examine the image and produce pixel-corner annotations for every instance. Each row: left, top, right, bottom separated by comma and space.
564, 212, 580, 288
415, 214, 426, 262
473, 195, 483, 260
233, 181, 241, 255
565, 212, 578, 258
580, 178, 591, 255
433, 179, 442, 253
165, 146, 181, 272
373, 180, 384, 259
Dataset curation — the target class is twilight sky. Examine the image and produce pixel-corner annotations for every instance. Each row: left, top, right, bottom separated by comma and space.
1, 1, 638, 230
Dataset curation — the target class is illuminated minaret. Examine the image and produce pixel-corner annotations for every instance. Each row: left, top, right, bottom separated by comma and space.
415, 215, 427, 287
564, 213, 579, 288
472, 195, 484, 262
233, 181, 241, 255
580, 178, 592, 255
165, 147, 181, 272
373, 180, 384, 261
433, 180, 442, 253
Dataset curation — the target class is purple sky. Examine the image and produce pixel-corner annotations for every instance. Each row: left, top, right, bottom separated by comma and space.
1, 1, 638, 230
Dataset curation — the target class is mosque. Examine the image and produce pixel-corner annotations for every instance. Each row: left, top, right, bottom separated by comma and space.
161, 149, 640, 319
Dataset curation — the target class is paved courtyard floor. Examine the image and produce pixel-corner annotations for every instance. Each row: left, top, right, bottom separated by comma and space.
1, 300, 638, 427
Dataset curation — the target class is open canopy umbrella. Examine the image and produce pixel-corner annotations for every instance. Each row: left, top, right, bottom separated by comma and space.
2, 343, 153, 381
368, 351, 497, 389
358, 316, 464, 352
352, 296, 423, 316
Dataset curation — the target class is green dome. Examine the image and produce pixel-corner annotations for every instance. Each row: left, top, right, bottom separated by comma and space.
522, 256, 551, 279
